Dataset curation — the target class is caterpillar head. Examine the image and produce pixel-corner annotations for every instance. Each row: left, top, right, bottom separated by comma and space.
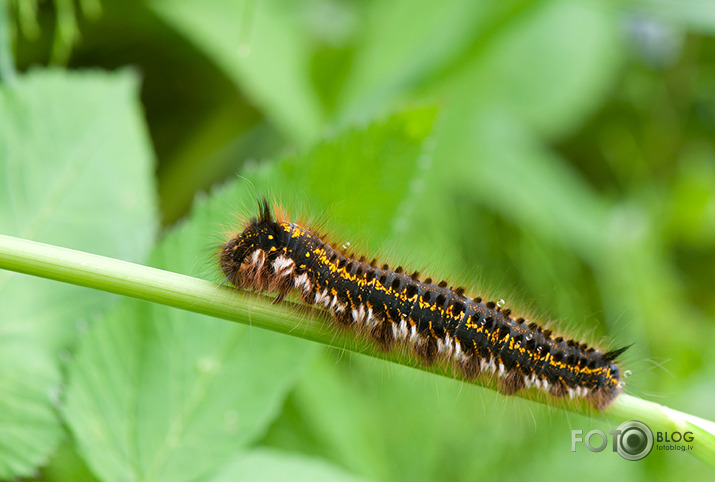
219, 200, 281, 289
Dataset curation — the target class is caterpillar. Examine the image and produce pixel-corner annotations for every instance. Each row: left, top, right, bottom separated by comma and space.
219, 200, 627, 410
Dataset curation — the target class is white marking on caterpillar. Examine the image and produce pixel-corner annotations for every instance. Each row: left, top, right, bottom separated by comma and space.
272, 255, 294, 276
454, 340, 463, 358
294, 273, 311, 292
365, 308, 375, 327
251, 249, 265, 269
357, 305, 366, 324
409, 325, 419, 344
397, 320, 409, 340
481, 359, 496, 374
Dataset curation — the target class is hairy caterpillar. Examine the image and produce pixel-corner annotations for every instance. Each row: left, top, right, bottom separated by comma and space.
219, 200, 627, 410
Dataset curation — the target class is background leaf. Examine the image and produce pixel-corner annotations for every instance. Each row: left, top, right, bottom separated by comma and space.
150, 0, 326, 146
0, 69, 157, 479
208, 449, 365, 482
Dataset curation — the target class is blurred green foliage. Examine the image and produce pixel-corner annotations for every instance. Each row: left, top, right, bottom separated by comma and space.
1, 0, 714, 480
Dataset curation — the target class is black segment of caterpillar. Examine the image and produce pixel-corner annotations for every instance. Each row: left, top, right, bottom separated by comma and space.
219, 200, 627, 410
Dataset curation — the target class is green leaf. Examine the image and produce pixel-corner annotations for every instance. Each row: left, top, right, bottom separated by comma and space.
0, 68, 158, 348
0, 69, 157, 479
337, 0, 486, 119
453, 107, 611, 255
245, 104, 438, 251
343, 0, 623, 138
63, 105, 437, 482
150, 0, 325, 146
63, 182, 318, 482
64, 297, 315, 482
277, 353, 533, 481
464, 0, 623, 138
209, 449, 365, 482
0, 342, 60, 479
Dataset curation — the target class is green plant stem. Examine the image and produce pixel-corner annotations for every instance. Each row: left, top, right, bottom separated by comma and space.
0, 233, 344, 347
0, 233, 713, 465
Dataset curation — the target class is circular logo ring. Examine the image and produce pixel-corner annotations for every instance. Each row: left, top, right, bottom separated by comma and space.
616, 420, 654, 461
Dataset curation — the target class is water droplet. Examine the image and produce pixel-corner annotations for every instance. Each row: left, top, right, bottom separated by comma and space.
525, 333, 533, 341
618, 381, 626, 388
496, 299, 505, 308
342, 241, 351, 250
536, 346, 542, 353
624, 369, 632, 378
